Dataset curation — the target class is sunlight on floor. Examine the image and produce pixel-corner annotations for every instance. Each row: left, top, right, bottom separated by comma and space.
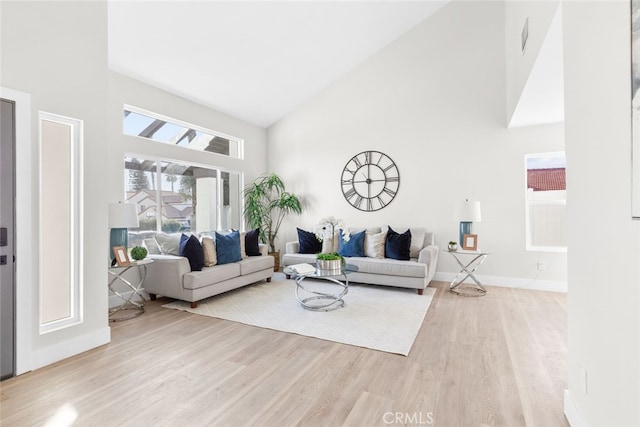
43, 403, 78, 427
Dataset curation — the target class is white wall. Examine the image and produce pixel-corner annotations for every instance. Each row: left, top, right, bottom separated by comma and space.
563, 2, 640, 426
505, 0, 560, 125
268, 1, 566, 290
1, 1, 110, 370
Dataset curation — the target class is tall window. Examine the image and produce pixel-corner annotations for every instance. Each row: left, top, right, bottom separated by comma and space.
525, 152, 567, 251
125, 157, 241, 245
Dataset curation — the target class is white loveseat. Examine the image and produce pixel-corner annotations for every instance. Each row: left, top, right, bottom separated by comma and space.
282, 227, 439, 295
144, 235, 274, 308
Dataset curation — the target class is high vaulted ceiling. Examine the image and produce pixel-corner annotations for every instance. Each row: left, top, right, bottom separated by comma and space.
108, 1, 449, 128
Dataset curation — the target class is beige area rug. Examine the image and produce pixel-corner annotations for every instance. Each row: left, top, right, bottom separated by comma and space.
162, 273, 435, 356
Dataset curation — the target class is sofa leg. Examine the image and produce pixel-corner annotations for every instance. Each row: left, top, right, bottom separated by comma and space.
417, 289, 424, 295
266, 277, 272, 282
190, 301, 198, 309
149, 293, 157, 301
285, 274, 291, 280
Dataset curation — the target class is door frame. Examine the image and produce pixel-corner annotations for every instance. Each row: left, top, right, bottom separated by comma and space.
1, 87, 33, 375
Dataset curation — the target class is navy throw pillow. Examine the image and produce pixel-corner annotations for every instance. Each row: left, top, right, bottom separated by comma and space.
297, 228, 322, 254
338, 229, 365, 257
179, 233, 205, 271
385, 227, 411, 260
215, 230, 242, 265
245, 228, 262, 256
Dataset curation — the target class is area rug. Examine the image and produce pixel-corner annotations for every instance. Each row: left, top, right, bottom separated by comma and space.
162, 273, 435, 356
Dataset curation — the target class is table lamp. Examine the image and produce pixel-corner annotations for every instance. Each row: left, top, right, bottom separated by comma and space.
109, 202, 139, 258
457, 199, 481, 246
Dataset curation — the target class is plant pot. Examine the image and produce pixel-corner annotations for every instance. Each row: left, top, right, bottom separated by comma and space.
316, 258, 342, 276
269, 250, 281, 272
448, 243, 458, 251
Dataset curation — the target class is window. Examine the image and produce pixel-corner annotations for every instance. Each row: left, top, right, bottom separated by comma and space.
123, 105, 243, 159
39, 112, 83, 333
125, 157, 241, 246
525, 152, 567, 252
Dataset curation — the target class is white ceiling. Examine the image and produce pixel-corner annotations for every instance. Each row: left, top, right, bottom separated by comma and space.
107, 1, 449, 128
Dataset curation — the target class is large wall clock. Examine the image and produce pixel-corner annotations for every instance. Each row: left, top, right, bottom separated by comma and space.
341, 150, 400, 211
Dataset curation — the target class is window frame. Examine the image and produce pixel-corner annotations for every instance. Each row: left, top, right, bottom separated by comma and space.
123, 104, 244, 160
524, 151, 567, 253
124, 153, 244, 234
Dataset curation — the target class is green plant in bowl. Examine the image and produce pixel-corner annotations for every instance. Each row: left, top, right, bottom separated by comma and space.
130, 246, 148, 261
316, 252, 343, 261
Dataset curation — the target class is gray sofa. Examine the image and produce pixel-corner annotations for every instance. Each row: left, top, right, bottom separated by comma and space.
145, 243, 274, 308
282, 227, 438, 294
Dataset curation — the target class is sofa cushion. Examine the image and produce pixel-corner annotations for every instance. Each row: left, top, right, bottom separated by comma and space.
183, 263, 241, 290
239, 255, 274, 275
364, 230, 386, 258
282, 252, 317, 266
338, 229, 365, 257
245, 229, 262, 256
297, 228, 322, 254
347, 257, 427, 278
180, 234, 205, 271
215, 230, 242, 265
155, 233, 182, 255
385, 227, 411, 260
201, 236, 217, 267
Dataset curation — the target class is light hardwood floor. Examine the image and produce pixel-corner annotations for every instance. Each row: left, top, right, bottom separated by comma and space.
0, 281, 568, 427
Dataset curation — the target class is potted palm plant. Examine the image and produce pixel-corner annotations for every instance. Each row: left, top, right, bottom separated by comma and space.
243, 173, 302, 271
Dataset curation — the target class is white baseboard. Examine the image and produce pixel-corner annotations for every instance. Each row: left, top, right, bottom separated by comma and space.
564, 389, 587, 427
433, 272, 567, 293
29, 327, 111, 372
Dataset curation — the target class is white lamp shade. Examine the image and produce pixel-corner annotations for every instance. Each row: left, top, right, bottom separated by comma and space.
457, 200, 482, 222
108, 202, 139, 228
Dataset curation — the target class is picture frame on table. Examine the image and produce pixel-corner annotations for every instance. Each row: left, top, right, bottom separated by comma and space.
462, 234, 478, 251
113, 245, 130, 267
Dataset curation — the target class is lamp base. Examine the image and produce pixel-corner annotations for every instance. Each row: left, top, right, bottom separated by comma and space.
459, 222, 473, 246
109, 228, 129, 259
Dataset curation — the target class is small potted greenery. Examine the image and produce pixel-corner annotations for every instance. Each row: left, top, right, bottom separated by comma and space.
448, 241, 458, 251
316, 252, 345, 276
130, 246, 148, 261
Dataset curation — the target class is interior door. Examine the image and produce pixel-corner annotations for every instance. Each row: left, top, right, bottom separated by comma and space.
0, 98, 16, 380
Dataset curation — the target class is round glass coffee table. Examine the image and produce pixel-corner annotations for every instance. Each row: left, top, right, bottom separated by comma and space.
294, 269, 349, 311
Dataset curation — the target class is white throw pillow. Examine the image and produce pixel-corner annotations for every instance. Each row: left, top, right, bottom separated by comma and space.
321, 231, 340, 253
239, 231, 248, 259
364, 230, 387, 258
143, 238, 161, 255
201, 236, 217, 267
408, 228, 426, 258
154, 233, 181, 256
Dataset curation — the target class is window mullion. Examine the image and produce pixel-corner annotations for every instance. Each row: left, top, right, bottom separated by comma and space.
156, 161, 162, 233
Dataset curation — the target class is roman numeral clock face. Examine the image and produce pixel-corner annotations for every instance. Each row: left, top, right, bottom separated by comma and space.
341, 151, 400, 211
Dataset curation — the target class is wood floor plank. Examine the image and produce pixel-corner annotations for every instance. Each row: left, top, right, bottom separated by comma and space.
0, 281, 568, 427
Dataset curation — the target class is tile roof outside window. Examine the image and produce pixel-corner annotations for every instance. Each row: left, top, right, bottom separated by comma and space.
527, 168, 566, 191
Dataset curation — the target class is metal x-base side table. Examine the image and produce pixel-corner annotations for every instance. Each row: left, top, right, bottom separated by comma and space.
108, 259, 153, 321
445, 249, 490, 297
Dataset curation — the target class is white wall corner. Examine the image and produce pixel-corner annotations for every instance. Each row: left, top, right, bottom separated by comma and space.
564, 389, 588, 427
